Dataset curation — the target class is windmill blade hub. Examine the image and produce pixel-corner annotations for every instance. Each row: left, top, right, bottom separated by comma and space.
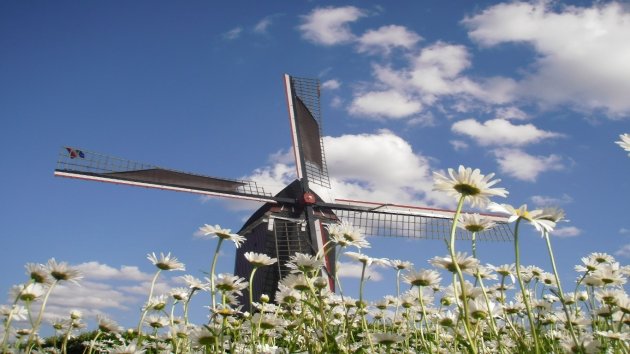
302, 192, 317, 205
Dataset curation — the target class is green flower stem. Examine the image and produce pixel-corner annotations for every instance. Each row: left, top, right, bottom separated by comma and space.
183, 289, 196, 325
209, 238, 224, 311
513, 218, 541, 354
543, 232, 580, 349
475, 273, 505, 354
1, 287, 26, 354
61, 320, 73, 354
417, 287, 432, 354
448, 196, 477, 354
395, 269, 402, 319
358, 262, 375, 353
136, 269, 161, 345
86, 330, 102, 354
27, 280, 58, 346
333, 248, 345, 300
471, 232, 478, 261
499, 275, 507, 304
249, 266, 259, 312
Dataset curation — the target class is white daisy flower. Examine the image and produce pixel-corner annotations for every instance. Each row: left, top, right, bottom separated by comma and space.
286, 252, 324, 274
433, 165, 508, 207
25, 263, 51, 284
345, 252, 389, 267
213, 273, 248, 295
46, 258, 83, 283
488, 203, 556, 235
403, 268, 442, 288
616, 133, 630, 156
198, 224, 246, 248
147, 252, 185, 271
108, 343, 146, 354
457, 213, 496, 233
429, 252, 479, 275
96, 315, 121, 333
370, 332, 404, 346
327, 220, 370, 249
244, 252, 277, 267
11, 283, 46, 302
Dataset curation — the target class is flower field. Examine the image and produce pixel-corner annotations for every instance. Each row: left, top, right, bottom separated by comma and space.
2, 161, 630, 353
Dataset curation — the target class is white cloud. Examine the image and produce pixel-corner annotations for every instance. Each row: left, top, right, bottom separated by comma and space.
615, 244, 630, 258
75, 262, 152, 282
551, 226, 581, 238
330, 96, 343, 108
409, 42, 474, 96
450, 140, 469, 151
254, 16, 273, 34
496, 106, 529, 120
406, 112, 435, 127
336, 261, 383, 281
299, 6, 365, 45
620, 228, 630, 235
237, 131, 451, 210
530, 193, 573, 206
322, 79, 341, 90
349, 90, 422, 119
321, 130, 450, 206
493, 148, 564, 182
222, 27, 243, 40
9, 262, 179, 322
357, 25, 422, 55
451, 118, 562, 146
345, 42, 518, 120
464, 2, 630, 116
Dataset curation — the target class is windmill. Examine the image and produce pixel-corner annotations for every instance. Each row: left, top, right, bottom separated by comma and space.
54, 74, 512, 308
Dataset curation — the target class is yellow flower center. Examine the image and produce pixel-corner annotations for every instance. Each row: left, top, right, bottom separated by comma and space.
453, 183, 480, 196
465, 225, 485, 232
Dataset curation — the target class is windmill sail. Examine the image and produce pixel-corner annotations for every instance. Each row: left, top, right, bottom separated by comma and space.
325, 199, 513, 242
293, 96, 324, 170
284, 75, 331, 189
54, 147, 285, 203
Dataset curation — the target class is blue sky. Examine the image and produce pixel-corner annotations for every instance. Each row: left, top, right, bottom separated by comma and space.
1, 0, 629, 328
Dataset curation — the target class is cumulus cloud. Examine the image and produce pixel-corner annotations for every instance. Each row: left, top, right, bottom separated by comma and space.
551, 226, 581, 238
336, 261, 383, 281
406, 112, 436, 127
409, 42, 476, 97
530, 193, 573, 206
615, 244, 630, 258
299, 6, 365, 45
493, 148, 564, 182
620, 228, 630, 235
345, 42, 517, 120
464, 2, 630, 116
75, 262, 154, 283
450, 140, 469, 151
254, 16, 273, 34
349, 90, 422, 119
357, 25, 422, 55
496, 106, 529, 120
322, 79, 341, 90
451, 118, 562, 146
234, 131, 450, 210
222, 27, 243, 40
330, 96, 343, 108
10, 262, 178, 322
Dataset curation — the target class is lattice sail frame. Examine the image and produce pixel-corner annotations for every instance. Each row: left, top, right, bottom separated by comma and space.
286, 75, 331, 189
55, 147, 271, 201
331, 209, 512, 241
